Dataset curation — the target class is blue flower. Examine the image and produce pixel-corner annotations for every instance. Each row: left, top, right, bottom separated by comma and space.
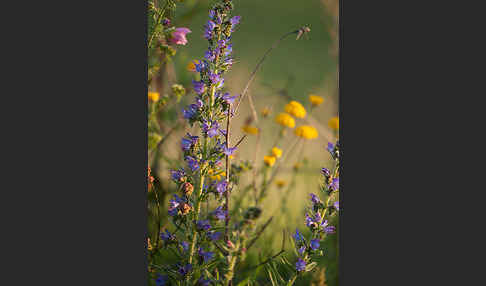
168, 194, 185, 216
296, 258, 306, 272
198, 277, 212, 286
161, 229, 175, 242
298, 246, 305, 255
206, 121, 220, 138
310, 239, 320, 250
185, 156, 199, 172
181, 133, 199, 151
207, 231, 222, 241
324, 225, 336, 234
209, 72, 222, 85
216, 180, 228, 196
196, 220, 211, 231
192, 80, 206, 95
310, 193, 321, 205
330, 177, 339, 191
155, 274, 168, 286
204, 50, 215, 61
195, 60, 206, 72
198, 248, 214, 262
180, 241, 189, 252
334, 201, 339, 211
225, 44, 233, 56
170, 168, 186, 182
177, 263, 192, 276
211, 206, 227, 221
222, 145, 236, 156
321, 167, 330, 177
183, 103, 199, 119
293, 228, 304, 242
181, 138, 192, 151
327, 142, 335, 154
221, 92, 237, 105
230, 16, 241, 25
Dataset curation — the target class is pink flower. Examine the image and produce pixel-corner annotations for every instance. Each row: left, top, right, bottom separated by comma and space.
170, 28, 191, 45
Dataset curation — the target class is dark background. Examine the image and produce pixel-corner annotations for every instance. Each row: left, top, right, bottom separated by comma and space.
0, 0, 483, 285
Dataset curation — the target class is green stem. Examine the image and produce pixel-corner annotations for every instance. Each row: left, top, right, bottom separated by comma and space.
188, 172, 205, 264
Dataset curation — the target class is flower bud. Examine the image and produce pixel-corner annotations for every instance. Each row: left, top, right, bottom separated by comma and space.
181, 203, 192, 215
181, 182, 194, 196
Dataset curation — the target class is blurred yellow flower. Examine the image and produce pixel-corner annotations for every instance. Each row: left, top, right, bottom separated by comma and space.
208, 169, 226, 181
309, 94, 324, 106
242, 125, 259, 135
264, 155, 276, 167
261, 107, 271, 117
272, 147, 282, 158
275, 179, 286, 188
285, 101, 306, 118
328, 116, 339, 130
229, 155, 234, 160
295, 125, 318, 140
275, 112, 295, 128
187, 60, 200, 72
148, 91, 160, 102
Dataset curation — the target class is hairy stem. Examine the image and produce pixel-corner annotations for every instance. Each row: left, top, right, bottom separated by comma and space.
188, 172, 205, 264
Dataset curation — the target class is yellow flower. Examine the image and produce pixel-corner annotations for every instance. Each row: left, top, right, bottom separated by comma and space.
208, 169, 225, 181
261, 107, 271, 118
328, 116, 339, 130
295, 125, 319, 140
148, 91, 160, 102
187, 60, 200, 72
272, 147, 283, 158
275, 179, 286, 188
275, 112, 295, 128
284, 101, 306, 118
264, 155, 276, 167
309, 94, 324, 106
242, 125, 259, 135
229, 155, 234, 160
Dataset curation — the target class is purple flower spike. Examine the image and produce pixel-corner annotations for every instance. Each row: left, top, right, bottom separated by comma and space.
296, 258, 307, 272
310, 239, 320, 250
